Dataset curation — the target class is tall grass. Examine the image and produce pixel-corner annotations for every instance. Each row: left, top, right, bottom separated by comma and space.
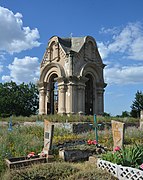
0, 126, 44, 174
0, 114, 140, 124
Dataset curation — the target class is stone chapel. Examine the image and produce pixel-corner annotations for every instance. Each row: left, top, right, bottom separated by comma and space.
38, 36, 106, 115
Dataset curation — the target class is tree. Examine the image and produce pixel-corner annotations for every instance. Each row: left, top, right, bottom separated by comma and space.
130, 90, 143, 118
0, 81, 39, 117
103, 112, 111, 117
121, 111, 130, 117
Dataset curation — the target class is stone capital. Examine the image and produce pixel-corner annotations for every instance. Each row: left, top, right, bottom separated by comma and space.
55, 76, 66, 84
58, 86, 67, 92
39, 90, 46, 96
38, 81, 47, 89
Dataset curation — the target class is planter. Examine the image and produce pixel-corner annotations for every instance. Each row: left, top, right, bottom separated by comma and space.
5, 155, 47, 169
97, 159, 143, 180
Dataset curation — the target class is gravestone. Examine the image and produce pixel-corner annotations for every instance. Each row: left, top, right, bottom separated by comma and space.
42, 120, 54, 156
111, 120, 125, 150
140, 110, 143, 129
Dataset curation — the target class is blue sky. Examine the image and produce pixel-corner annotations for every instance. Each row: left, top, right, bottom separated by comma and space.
0, 0, 143, 116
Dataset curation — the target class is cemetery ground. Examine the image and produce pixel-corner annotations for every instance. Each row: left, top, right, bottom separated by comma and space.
0, 115, 143, 179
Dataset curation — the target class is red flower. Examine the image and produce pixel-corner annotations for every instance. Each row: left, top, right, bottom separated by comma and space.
87, 139, 97, 145
92, 140, 97, 145
87, 140, 92, 145
27, 152, 35, 158
114, 146, 121, 152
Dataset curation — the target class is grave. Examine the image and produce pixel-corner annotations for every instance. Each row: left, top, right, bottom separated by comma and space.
5, 155, 46, 169
111, 120, 125, 150
5, 120, 54, 169
59, 115, 107, 162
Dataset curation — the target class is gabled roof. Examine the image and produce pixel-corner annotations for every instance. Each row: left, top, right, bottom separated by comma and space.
58, 37, 86, 53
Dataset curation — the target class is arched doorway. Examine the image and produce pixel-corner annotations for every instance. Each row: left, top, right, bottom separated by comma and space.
85, 74, 93, 115
47, 74, 58, 114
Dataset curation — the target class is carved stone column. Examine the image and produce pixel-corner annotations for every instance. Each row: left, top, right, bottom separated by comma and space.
58, 85, 66, 114
66, 84, 73, 114
38, 82, 47, 115
66, 77, 78, 114
56, 77, 67, 115
77, 77, 87, 114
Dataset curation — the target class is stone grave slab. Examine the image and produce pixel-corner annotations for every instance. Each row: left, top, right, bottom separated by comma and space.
42, 120, 54, 156
111, 120, 125, 150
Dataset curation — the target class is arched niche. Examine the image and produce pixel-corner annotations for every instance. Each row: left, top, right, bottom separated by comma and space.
47, 73, 58, 114
85, 74, 94, 115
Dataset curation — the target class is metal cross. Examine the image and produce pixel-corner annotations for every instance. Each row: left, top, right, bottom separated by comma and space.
8, 116, 13, 131
94, 114, 98, 143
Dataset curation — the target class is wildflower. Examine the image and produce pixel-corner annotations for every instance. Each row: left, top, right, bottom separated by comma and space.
27, 152, 35, 158
87, 139, 98, 145
87, 139, 92, 145
114, 146, 121, 152
92, 140, 97, 145
140, 163, 143, 170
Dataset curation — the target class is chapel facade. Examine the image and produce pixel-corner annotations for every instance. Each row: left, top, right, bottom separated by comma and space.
38, 36, 106, 115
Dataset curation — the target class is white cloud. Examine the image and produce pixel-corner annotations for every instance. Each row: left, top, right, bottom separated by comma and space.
1, 75, 11, 82
105, 65, 143, 85
0, 65, 3, 73
98, 22, 143, 61
97, 42, 109, 59
2, 56, 40, 83
99, 27, 119, 35
0, 6, 40, 54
